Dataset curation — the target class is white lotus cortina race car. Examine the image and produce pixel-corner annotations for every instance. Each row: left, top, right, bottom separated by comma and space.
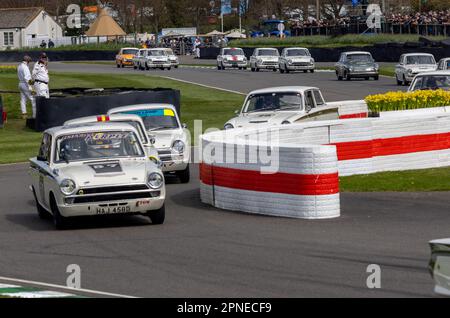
224, 86, 339, 129
108, 104, 191, 183
29, 123, 166, 229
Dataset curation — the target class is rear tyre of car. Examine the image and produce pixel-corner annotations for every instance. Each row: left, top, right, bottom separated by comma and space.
167, 67, 172, 71
280, 67, 285, 74
32, 187, 50, 220
121, 63, 125, 68
303, 70, 308, 73
133, 65, 137, 70
251, 67, 255, 72
310, 69, 315, 73
396, 74, 402, 85
148, 204, 165, 225
145, 63, 150, 71
256, 68, 260, 72
177, 165, 190, 184
50, 194, 68, 230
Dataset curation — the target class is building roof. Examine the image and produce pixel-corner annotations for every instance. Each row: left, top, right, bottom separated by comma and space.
85, 8, 126, 37
0, 7, 43, 29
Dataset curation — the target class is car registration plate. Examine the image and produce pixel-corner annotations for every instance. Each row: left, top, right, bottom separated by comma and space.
96, 206, 131, 215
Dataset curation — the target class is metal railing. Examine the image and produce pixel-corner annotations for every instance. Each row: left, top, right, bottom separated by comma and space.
290, 22, 450, 37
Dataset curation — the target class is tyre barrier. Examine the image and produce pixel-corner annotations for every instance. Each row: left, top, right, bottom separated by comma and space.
200, 110, 450, 219
200, 130, 340, 219
329, 100, 369, 119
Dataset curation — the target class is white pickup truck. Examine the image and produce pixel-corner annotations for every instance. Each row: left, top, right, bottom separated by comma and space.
224, 86, 368, 129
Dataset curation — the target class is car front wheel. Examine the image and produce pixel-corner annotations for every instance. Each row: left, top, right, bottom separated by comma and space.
148, 204, 165, 225
50, 194, 68, 230
177, 165, 190, 184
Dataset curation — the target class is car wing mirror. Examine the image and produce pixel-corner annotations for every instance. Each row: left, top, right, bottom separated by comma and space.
234, 110, 240, 115
148, 134, 156, 145
182, 123, 188, 129
36, 155, 46, 162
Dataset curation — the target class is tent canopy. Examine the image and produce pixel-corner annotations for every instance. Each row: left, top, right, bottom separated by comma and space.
226, 31, 247, 39
206, 30, 225, 36
85, 8, 126, 37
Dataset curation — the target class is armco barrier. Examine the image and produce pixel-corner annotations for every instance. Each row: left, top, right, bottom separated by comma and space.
200, 111, 450, 218
200, 130, 340, 219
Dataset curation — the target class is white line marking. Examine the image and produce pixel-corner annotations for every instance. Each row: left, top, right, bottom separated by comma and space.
159, 76, 246, 95
2, 291, 75, 298
0, 276, 137, 298
0, 283, 20, 288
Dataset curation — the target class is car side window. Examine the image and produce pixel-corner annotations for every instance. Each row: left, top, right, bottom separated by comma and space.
412, 77, 423, 90
38, 134, 51, 162
313, 90, 325, 106
305, 91, 315, 109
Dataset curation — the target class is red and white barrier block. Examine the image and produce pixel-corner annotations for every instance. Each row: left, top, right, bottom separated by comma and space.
200, 132, 340, 219
328, 100, 369, 119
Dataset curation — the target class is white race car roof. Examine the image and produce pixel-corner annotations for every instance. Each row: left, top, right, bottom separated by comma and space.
413, 70, 450, 76
344, 51, 372, 55
63, 114, 143, 126
120, 47, 139, 51
284, 47, 309, 51
248, 86, 319, 95
403, 52, 435, 57
46, 122, 139, 138
108, 103, 178, 115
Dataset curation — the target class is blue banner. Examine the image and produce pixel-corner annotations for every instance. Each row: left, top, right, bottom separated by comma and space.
221, 0, 232, 15
352, 0, 360, 7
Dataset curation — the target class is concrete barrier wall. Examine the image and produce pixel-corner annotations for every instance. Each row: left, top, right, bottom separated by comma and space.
329, 100, 369, 119
200, 111, 450, 218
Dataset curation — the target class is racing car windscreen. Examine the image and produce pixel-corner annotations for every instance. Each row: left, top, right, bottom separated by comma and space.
406, 55, 435, 65
148, 50, 167, 56
122, 49, 139, 55
224, 49, 244, 56
120, 109, 179, 131
244, 92, 303, 113
411, 75, 450, 91
55, 131, 144, 163
257, 49, 279, 56
347, 54, 372, 62
286, 49, 309, 57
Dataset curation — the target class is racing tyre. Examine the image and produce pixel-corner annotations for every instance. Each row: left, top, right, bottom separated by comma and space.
273, 69, 277, 72
133, 65, 137, 70
303, 70, 308, 73
121, 64, 125, 68
396, 75, 402, 85
310, 69, 315, 73
365, 77, 370, 80
145, 63, 150, 71
402, 75, 408, 86
345, 72, 351, 81
50, 194, 68, 230
177, 165, 190, 184
116, 63, 120, 68
167, 67, 172, 71
148, 204, 165, 225
251, 67, 255, 72
243, 67, 247, 70
374, 75, 379, 80
280, 68, 285, 74
175, 65, 179, 69
32, 187, 50, 220
256, 68, 260, 72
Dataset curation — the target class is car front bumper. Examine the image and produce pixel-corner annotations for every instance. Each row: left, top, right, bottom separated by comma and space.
223, 61, 247, 68
58, 191, 165, 217
285, 63, 315, 70
158, 149, 189, 172
348, 70, 379, 77
147, 62, 172, 68
257, 62, 279, 69
119, 60, 134, 66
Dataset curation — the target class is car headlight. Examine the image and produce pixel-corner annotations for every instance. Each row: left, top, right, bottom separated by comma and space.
172, 140, 185, 153
147, 172, 163, 189
407, 69, 413, 74
287, 59, 293, 64
224, 123, 234, 130
257, 58, 263, 64
282, 120, 291, 125
60, 179, 76, 196
310, 58, 315, 64
349, 66, 354, 71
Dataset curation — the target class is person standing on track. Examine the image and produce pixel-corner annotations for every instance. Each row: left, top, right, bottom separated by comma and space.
17, 55, 36, 119
32, 53, 50, 99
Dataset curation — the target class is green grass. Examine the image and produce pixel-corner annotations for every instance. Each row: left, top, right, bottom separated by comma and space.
0, 72, 244, 164
231, 34, 447, 48
340, 167, 450, 192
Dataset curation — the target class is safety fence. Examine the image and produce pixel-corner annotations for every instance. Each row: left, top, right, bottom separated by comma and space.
200, 107, 450, 219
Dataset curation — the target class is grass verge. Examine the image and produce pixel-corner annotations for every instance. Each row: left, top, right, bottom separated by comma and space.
340, 167, 450, 192
0, 72, 244, 164
230, 34, 447, 48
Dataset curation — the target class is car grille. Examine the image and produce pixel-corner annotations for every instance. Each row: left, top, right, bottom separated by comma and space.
152, 61, 166, 64
72, 191, 160, 204
292, 62, 310, 66
262, 61, 278, 66
80, 185, 149, 195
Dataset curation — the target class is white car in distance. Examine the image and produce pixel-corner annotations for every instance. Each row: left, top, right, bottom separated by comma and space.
64, 114, 161, 166
108, 104, 191, 183
224, 86, 339, 129
437, 57, 450, 70
249, 48, 280, 72
137, 49, 172, 71
29, 123, 166, 229
164, 48, 180, 68
279, 47, 315, 73
217, 47, 248, 70
395, 53, 437, 86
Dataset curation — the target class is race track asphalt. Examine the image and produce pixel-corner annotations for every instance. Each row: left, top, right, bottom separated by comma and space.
0, 63, 447, 297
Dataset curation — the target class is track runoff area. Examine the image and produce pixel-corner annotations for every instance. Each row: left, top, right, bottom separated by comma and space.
1, 58, 449, 306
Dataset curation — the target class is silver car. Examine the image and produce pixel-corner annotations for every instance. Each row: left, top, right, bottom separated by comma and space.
249, 48, 280, 72
29, 123, 166, 229
279, 47, 315, 73
395, 53, 437, 85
